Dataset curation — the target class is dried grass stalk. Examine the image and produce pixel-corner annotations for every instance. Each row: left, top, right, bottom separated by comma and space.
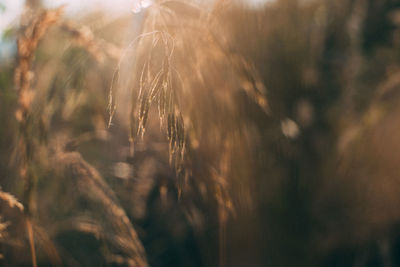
14, 7, 64, 267
0, 190, 24, 212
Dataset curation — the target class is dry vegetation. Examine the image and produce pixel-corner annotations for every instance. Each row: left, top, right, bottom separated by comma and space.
2, 0, 400, 266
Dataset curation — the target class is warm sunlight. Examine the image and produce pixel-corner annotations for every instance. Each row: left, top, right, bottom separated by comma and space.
2, 1, 400, 267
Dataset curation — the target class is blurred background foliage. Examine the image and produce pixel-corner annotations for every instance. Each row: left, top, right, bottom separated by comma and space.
2, 0, 400, 266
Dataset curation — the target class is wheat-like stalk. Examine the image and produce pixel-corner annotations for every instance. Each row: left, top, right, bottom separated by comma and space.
108, 1, 270, 266
0, 190, 24, 212
14, 7, 64, 267
0, 189, 24, 262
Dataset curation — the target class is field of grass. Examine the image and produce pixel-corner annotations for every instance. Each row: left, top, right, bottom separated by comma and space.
2, 0, 400, 266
